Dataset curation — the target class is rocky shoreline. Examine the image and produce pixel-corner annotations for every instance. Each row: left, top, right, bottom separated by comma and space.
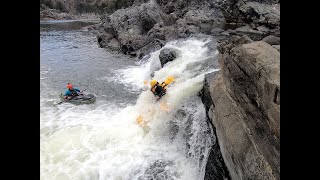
40, 4, 100, 21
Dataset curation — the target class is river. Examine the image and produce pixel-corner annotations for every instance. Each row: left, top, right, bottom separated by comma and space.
40, 20, 220, 180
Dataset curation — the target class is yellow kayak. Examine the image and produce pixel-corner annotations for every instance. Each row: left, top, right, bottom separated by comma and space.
136, 76, 175, 127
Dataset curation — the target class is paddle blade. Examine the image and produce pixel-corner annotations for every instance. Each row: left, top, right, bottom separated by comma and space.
136, 115, 144, 125
144, 80, 148, 85
164, 76, 175, 85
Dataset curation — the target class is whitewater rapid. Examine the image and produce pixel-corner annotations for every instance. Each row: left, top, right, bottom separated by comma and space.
40, 29, 219, 179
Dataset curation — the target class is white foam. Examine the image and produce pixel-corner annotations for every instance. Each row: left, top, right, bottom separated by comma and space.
41, 38, 218, 180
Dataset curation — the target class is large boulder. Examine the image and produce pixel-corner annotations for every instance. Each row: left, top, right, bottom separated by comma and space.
204, 36, 280, 180
159, 48, 177, 67
97, 0, 165, 55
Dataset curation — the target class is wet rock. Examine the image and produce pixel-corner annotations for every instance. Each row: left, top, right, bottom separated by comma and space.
159, 48, 177, 67
210, 28, 225, 36
108, 38, 121, 50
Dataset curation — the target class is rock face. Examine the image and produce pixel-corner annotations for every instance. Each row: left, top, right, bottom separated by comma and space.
201, 72, 231, 180
159, 48, 177, 67
97, 0, 166, 57
203, 36, 280, 180
96, 0, 225, 58
217, 0, 280, 39
219, 0, 280, 27
96, 0, 280, 58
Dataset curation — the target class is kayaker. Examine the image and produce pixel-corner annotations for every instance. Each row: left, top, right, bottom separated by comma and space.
150, 80, 167, 100
63, 83, 82, 100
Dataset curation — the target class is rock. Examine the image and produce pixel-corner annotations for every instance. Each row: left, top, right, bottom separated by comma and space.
159, 48, 177, 67
238, 2, 280, 28
211, 28, 225, 36
226, 29, 237, 35
200, 23, 214, 33
201, 71, 232, 180
217, 35, 253, 54
97, 1, 165, 56
108, 38, 121, 50
262, 35, 280, 45
235, 25, 265, 40
219, 1, 280, 29
272, 45, 280, 52
207, 39, 280, 180
257, 25, 271, 33
221, 31, 230, 36
97, 33, 111, 48
201, 72, 219, 111
136, 39, 165, 59
163, 13, 178, 26
185, 25, 200, 35
96, 0, 227, 58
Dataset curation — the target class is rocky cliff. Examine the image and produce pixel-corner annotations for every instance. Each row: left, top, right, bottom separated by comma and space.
96, 0, 226, 57
202, 35, 280, 179
96, 0, 279, 58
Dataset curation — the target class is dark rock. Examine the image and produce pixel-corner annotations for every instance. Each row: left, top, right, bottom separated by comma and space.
159, 48, 177, 67
257, 25, 271, 33
262, 35, 280, 45
221, 31, 230, 36
136, 39, 165, 59
238, 2, 280, 27
210, 28, 225, 36
235, 25, 265, 40
201, 71, 232, 180
219, 0, 280, 29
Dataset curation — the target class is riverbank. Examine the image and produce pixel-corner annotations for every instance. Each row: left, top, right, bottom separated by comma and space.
40, 5, 100, 21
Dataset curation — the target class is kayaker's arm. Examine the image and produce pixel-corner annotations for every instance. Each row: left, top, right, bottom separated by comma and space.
75, 88, 85, 95
63, 90, 75, 100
